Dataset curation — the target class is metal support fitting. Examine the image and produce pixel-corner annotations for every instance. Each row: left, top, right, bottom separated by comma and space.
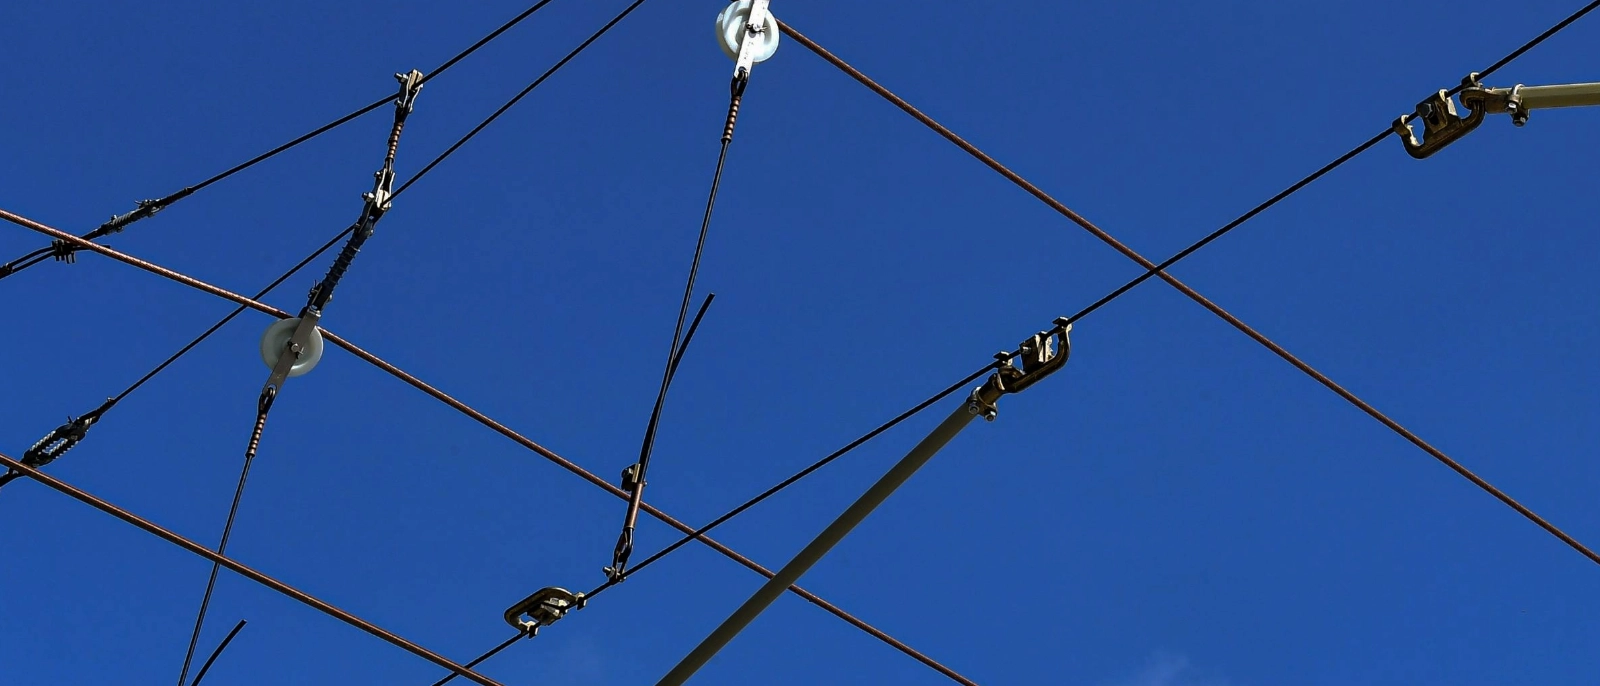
28, 398, 114, 466
1393, 75, 1486, 159
620, 463, 644, 493
970, 319, 1072, 421
1396, 73, 1600, 157
503, 587, 585, 634
1460, 77, 1600, 127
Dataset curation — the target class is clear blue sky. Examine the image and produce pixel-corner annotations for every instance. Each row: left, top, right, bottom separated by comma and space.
3, 1, 1597, 684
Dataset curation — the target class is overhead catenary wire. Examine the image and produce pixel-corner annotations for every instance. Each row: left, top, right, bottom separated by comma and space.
0, 0, 561, 281
1, 207, 974, 685
1063, 0, 1600, 327
0, 452, 504, 686
775, 6, 1600, 568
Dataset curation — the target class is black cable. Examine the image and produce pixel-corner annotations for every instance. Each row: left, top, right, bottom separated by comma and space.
0, 0, 562, 279
607, 68, 746, 580
393, 0, 653, 200
1061, 0, 1600, 328
0, 247, 53, 279
1062, 129, 1391, 326
174, 413, 269, 686
188, 619, 247, 686
419, 0, 559, 86
6, 0, 626, 481
1455, 0, 1600, 92
428, 632, 525, 686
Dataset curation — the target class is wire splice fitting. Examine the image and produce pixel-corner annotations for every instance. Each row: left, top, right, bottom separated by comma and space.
19, 398, 115, 470
503, 587, 584, 634
82, 188, 193, 242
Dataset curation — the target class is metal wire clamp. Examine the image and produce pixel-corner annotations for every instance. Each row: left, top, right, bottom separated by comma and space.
503, 587, 585, 635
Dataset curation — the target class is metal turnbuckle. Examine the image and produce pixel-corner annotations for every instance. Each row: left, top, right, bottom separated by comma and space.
503, 587, 585, 634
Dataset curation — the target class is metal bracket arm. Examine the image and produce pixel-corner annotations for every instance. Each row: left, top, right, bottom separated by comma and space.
1460, 78, 1600, 126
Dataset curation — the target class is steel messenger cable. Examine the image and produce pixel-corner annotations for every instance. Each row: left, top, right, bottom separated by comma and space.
774, 0, 1600, 568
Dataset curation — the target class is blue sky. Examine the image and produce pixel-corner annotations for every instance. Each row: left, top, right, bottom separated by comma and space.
2, 1, 1598, 684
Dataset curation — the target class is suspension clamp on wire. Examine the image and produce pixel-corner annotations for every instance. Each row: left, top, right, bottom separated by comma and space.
503, 587, 585, 635
970, 319, 1072, 421
1393, 75, 1487, 159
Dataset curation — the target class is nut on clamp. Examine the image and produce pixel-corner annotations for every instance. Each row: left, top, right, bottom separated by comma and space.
969, 319, 1073, 421
1393, 74, 1487, 159
503, 587, 585, 635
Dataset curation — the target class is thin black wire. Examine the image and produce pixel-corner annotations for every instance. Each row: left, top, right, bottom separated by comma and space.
635, 142, 729, 476
174, 443, 266, 686
0, 247, 53, 278
1064, 0, 1600, 327
188, 619, 247, 686
0, 0, 561, 279
1062, 129, 1391, 326
128, 0, 561, 199
428, 632, 526, 686
607, 101, 735, 577
1454, 0, 1600, 92
392, 0, 653, 200
418, 0, 560, 87
23, 0, 626, 435
430, 362, 996, 684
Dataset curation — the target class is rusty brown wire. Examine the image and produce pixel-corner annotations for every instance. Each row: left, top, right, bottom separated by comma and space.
0, 451, 503, 686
